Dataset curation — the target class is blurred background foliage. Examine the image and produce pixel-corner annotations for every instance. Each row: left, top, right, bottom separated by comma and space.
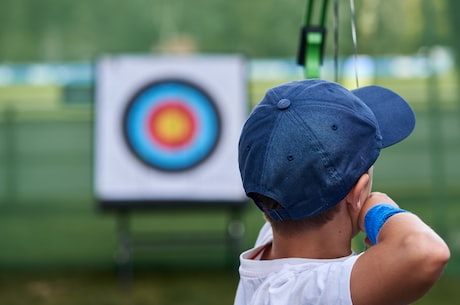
0, 0, 457, 61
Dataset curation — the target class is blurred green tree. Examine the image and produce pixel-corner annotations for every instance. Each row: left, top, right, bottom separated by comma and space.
446, 0, 460, 70
0, 0, 453, 62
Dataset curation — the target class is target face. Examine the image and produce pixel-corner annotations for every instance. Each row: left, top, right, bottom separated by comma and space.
123, 80, 221, 171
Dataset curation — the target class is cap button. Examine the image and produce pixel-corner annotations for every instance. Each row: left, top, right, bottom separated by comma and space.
277, 99, 291, 110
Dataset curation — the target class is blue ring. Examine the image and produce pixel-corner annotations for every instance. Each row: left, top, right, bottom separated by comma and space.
123, 80, 220, 171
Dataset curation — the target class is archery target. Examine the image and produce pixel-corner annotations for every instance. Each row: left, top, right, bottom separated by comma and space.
94, 55, 247, 206
123, 80, 221, 171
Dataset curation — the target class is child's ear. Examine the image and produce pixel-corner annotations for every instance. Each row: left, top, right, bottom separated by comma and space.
346, 173, 370, 212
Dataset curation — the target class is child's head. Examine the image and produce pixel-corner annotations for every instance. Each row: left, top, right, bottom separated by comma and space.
238, 79, 415, 222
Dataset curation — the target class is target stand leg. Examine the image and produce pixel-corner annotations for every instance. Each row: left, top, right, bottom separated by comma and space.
116, 211, 133, 293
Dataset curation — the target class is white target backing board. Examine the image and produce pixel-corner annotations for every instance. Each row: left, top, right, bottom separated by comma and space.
94, 55, 248, 208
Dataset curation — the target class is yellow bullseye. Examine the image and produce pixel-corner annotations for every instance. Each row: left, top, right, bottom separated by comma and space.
149, 103, 196, 148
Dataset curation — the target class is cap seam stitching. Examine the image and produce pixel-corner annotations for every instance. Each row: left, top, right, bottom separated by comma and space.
287, 109, 345, 199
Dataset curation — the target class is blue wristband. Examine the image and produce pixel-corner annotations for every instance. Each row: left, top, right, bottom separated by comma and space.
364, 204, 407, 245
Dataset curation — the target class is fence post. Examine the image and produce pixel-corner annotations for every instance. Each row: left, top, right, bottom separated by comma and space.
3, 106, 17, 206
425, 49, 446, 238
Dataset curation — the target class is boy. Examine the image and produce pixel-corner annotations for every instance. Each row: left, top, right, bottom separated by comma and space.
235, 79, 450, 305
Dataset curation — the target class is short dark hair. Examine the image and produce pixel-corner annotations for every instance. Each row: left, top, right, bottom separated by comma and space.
249, 193, 342, 236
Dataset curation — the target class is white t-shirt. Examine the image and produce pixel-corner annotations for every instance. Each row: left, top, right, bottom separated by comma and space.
234, 222, 361, 305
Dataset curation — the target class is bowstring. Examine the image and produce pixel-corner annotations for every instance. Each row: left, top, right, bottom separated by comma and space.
349, 0, 367, 250
350, 0, 359, 88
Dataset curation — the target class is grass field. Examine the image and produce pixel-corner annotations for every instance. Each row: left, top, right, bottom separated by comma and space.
1, 76, 460, 304
0, 270, 459, 305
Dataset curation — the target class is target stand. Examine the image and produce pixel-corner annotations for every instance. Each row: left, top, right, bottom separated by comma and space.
114, 204, 246, 291
94, 55, 248, 289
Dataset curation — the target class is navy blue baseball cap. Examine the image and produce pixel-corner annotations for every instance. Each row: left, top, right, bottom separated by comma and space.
238, 79, 415, 221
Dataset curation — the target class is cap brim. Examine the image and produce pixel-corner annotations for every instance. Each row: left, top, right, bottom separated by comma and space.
352, 85, 416, 148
